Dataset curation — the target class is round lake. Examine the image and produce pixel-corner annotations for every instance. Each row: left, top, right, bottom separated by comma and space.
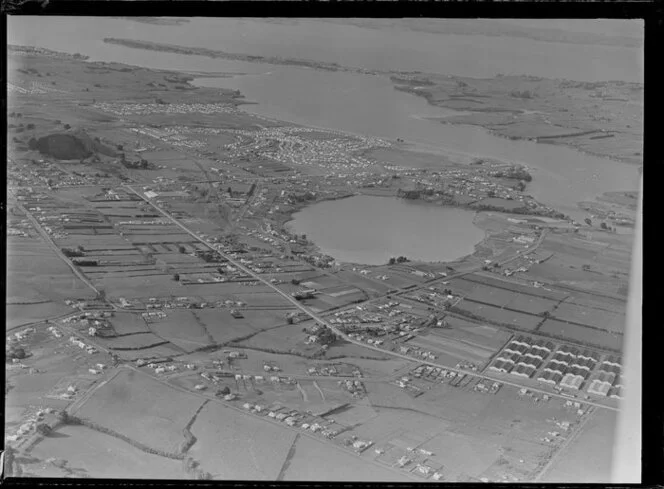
287, 195, 485, 265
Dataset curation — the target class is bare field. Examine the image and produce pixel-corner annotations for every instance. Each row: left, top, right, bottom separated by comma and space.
28, 424, 187, 479
76, 369, 204, 453
188, 401, 296, 480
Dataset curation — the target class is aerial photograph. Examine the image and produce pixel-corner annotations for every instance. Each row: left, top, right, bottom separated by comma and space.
6, 17, 642, 482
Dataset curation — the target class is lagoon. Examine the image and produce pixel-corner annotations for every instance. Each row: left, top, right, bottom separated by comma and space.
287, 195, 485, 266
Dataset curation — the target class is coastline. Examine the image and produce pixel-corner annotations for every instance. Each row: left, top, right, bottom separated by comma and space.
101, 37, 642, 169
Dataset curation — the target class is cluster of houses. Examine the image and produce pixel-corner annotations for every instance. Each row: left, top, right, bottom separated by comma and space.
219, 125, 390, 174
338, 379, 365, 398
474, 380, 502, 395
237, 402, 346, 439
129, 126, 205, 150
94, 102, 237, 117
47, 326, 63, 339
8, 327, 35, 344
68, 335, 97, 355
342, 435, 374, 453
382, 445, 444, 480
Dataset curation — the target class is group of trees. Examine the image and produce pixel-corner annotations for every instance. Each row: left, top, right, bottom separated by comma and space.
61, 247, 84, 258
583, 217, 616, 232
6, 343, 26, 360
388, 256, 409, 265
121, 157, 152, 170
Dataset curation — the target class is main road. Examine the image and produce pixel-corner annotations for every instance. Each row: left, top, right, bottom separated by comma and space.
122, 184, 617, 413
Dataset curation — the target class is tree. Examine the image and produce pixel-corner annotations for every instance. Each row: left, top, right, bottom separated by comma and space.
388, 257, 396, 265
584, 218, 592, 226
64, 124, 71, 130
8, 346, 26, 359
173, 273, 180, 281
178, 245, 186, 254
36, 423, 51, 437
600, 222, 608, 230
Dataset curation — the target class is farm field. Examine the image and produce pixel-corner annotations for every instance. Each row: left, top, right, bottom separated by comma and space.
335, 270, 393, 295
505, 294, 559, 315
418, 430, 503, 481
325, 342, 395, 361
108, 312, 151, 335
235, 323, 313, 354
464, 284, 516, 307
148, 310, 212, 351
192, 309, 265, 345
408, 334, 493, 365
28, 424, 187, 479
97, 332, 170, 350
6, 302, 73, 330
454, 301, 543, 331
539, 409, 617, 483
552, 302, 626, 333
538, 319, 623, 351
75, 369, 204, 454
188, 401, 296, 480
429, 324, 511, 354
110, 343, 184, 361
461, 274, 569, 302
282, 434, 413, 482
6, 237, 95, 305
226, 308, 294, 330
